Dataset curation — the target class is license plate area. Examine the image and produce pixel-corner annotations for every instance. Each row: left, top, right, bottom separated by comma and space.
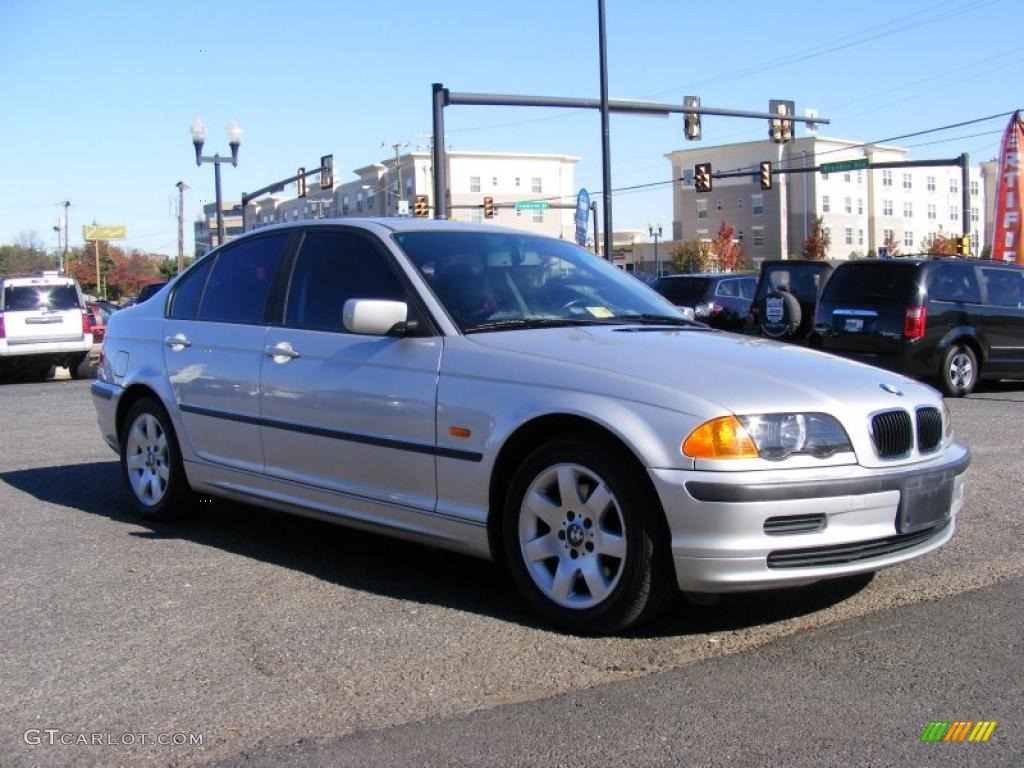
897, 472, 953, 533
843, 317, 864, 332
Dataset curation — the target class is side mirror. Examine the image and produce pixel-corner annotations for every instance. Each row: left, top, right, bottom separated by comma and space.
342, 299, 410, 336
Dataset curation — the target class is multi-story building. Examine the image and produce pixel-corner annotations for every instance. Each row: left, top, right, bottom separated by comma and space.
193, 200, 245, 257
245, 150, 580, 241
668, 136, 989, 264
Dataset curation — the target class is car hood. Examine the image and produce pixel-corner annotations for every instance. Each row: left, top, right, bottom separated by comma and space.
463, 325, 938, 416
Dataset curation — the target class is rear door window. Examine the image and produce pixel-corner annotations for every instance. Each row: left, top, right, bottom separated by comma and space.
197, 235, 289, 324
169, 257, 214, 320
980, 268, 1024, 308
2, 284, 80, 311
927, 263, 981, 304
821, 263, 919, 305
655, 278, 709, 304
759, 267, 820, 303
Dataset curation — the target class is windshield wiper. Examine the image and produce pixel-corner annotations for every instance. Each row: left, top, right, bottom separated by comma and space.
612, 313, 704, 327
465, 318, 606, 333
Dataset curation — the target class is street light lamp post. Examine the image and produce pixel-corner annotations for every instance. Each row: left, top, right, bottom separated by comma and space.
191, 118, 242, 247
649, 223, 663, 277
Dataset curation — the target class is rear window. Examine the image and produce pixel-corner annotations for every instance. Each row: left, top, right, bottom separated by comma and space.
654, 277, 710, 304
2, 284, 81, 311
821, 263, 920, 305
756, 266, 823, 303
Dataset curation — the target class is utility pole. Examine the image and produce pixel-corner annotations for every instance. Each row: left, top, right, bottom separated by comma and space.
175, 181, 187, 274
59, 200, 71, 272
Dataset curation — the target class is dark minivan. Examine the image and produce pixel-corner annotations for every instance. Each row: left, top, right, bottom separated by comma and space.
814, 258, 1024, 396
653, 273, 756, 331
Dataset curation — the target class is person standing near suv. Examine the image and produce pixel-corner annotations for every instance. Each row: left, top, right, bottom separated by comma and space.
813, 258, 1024, 396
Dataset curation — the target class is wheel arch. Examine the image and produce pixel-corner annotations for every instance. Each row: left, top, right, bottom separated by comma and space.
938, 328, 985, 367
486, 413, 670, 567
115, 383, 169, 441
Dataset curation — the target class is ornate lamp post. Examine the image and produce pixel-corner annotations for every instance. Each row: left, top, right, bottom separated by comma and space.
191, 117, 242, 246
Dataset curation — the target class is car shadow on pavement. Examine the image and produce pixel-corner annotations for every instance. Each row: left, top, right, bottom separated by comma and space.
2, 460, 873, 638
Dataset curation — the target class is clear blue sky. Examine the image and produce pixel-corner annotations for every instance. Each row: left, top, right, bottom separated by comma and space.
1, 0, 1019, 257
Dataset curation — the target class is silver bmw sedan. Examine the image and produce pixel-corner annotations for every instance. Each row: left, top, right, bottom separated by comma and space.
91, 220, 969, 634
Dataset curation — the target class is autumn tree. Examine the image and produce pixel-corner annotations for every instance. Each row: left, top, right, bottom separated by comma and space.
709, 220, 743, 272
802, 216, 830, 260
883, 231, 901, 258
922, 228, 957, 256
669, 240, 714, 273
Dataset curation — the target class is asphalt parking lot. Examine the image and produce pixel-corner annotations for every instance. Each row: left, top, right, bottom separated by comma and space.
1, 377, 1022, 766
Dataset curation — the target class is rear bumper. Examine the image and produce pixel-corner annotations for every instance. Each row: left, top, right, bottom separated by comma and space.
0, 337, 93, 358
649, 443, 969, 593
90, 380, 122, 453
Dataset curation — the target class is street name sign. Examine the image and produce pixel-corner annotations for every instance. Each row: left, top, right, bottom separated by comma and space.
819, 159, 868, 175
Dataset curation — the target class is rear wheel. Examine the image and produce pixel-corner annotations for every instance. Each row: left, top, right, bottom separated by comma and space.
120, 398, 192, 520
502, 440, 672, 634
940, 344, 978, 397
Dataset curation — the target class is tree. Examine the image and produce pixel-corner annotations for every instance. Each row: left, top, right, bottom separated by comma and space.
980, 244, 992, 259
883, 231, 901, 258
802, 216, 830, 260
709, 220, 743, 272
922, 228, 956, 257
669, 240, 714, 273
0, 230, 53, 276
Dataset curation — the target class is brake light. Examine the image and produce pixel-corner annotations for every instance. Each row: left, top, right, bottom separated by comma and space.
904, 306, 927, 339
710, 302, 723, 316
82, 311, 91, 335
0, 313, 5, 339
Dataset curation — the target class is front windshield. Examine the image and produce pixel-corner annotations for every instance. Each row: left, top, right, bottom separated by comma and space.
394, 231, 685, 332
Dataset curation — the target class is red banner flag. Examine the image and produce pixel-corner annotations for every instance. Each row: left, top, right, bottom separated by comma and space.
992, 111, 1024, 264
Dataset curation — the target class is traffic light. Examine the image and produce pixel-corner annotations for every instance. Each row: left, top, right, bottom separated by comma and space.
414, 194, 429, 218
297, 167, 307, 198
683, 95, 701, 141
483, 196, 494, 219
956, 235, 970, 256
694, 163, 713, 193
759, 161, 772, 191
768, 99, 795, 144
320, 155, 334, 190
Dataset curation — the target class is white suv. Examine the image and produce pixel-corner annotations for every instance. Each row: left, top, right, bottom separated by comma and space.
0, 272, 93, 381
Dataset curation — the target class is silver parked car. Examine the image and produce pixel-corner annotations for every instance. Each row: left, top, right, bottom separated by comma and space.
91, 220, 970, 634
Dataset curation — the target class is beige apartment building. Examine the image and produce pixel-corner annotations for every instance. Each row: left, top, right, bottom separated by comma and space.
244, 150, 580, 241
668, 136, 991, 265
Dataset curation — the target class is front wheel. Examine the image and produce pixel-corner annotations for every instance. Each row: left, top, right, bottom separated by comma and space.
120, 398, 192, 520
940, 344, 978, 397
502, 440, 671, 634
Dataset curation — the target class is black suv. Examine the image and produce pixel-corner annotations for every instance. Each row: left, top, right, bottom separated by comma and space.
814, 258, 1024, 396
746, 259, 843, 342
653, 273, 756, 331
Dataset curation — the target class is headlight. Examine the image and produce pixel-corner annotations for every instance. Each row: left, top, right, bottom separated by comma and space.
683, 413, 852, 461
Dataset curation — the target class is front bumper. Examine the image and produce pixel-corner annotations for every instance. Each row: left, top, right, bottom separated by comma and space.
650, 442, 969, 593
90, 380, 122, 453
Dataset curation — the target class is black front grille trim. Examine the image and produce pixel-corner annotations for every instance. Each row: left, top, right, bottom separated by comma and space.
764, 514, 827, 535
767, 521, 948, 569
871, 409, 913, 458
916, 407, 943, 454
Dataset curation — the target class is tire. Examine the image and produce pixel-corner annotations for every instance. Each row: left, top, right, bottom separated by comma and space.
502, 439, 672, 635
120, 398, 193, 520
760, 290, 802, 339
939, 344, 978, 397
69, 352, 91, 380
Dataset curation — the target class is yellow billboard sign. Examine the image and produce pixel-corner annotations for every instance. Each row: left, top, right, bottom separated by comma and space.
82, 224, 127, 241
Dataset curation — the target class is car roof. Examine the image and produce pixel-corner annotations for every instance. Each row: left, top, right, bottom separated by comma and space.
224, 217, 536, 241
1, 274, 76, 286
658, 273, 754, 280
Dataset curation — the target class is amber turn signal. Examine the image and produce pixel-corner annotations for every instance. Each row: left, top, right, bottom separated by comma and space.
682, 416, 758, 459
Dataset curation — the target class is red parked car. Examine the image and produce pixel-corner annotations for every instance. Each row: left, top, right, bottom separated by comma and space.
85, 302, 113, 343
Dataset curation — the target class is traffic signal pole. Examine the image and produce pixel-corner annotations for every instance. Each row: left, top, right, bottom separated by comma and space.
241, 155, 333, 231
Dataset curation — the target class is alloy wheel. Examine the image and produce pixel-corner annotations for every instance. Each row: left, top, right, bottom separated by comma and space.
124, 412, 171, 506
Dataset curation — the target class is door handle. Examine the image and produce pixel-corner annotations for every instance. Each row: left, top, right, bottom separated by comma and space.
164, 334, 192, 350
264, 343, 300, 360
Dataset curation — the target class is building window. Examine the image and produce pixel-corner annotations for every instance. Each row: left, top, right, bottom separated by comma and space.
531, 177, 542, 194
532, 210, 544, 223
469, 176, 481, 193
856, 170, 863, 184
883, 199, 893, 216
903, 173, 912, 190
824, 226, 831, 243
950, 205, 959, 222
858, 228, 864, 245
515, 177, 521, 187
469, 207, 482, 223
342, 195, 350, 215
882, 170, 893, 187
356, 193, 363, 212
844, 227, 853, 245
696, 228, 709, 239
492, 176, 499, 187
969, 180, 979, 197
751, 194, 764, 215
927, 176, 936, 192
950, 178, 959, 194
971, 207, 979, 223
971, 232, 979, 251
858, 198, 864, 215
844, 197, 852, 214
883, 228, 895, 244
752, 226, 765, 247
904, 230, 914, 247
843, 172, 851, 182
715, 199, 723, 211
696, 199, 708, 219
927, 203, 937, 220
822, 195, 830, 212
737, 198, 744, 210
903, 201, 913, 218
821, 171, 829, 180
405, 178, 413, 195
